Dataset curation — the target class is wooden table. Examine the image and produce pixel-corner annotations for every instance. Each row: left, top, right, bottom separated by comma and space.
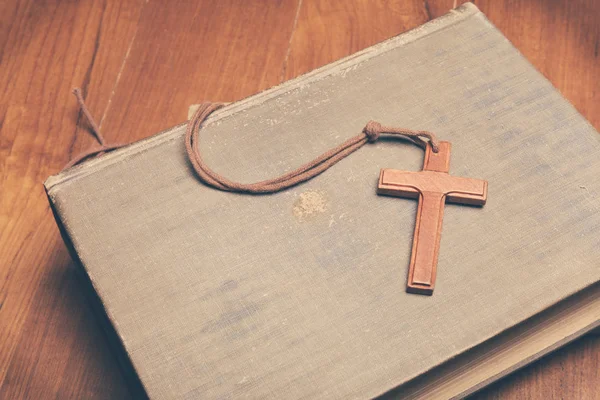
1, 0, 598, 398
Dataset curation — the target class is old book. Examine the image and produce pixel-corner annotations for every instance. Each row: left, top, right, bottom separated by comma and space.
45, 3, 600, 399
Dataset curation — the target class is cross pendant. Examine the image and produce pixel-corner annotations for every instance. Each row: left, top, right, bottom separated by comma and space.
377, 142, 487, 295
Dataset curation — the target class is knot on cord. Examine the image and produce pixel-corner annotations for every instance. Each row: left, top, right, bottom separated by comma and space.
363, 120, 382, 143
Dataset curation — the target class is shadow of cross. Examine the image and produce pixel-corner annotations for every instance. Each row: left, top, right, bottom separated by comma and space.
377, 142, 488, 296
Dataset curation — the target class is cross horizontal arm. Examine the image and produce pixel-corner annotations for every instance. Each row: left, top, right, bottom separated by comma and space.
378, 170, 487, 206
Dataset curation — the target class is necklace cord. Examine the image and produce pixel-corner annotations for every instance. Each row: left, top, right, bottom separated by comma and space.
65, 88, 440, 194
184, 103, 439, 193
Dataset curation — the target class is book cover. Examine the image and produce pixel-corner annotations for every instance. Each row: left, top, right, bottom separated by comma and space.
45, 4, 600, 399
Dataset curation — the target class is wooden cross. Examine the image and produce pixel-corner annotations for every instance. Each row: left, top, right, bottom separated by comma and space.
377, 142, 487, 295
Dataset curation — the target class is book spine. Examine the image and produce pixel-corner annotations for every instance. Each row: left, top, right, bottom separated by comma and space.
45, 187, 149, 399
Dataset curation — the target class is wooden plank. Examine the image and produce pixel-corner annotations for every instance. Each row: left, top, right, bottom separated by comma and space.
0, 0, 145, 398
99, 0, 301, 143
284, 0, 429, 80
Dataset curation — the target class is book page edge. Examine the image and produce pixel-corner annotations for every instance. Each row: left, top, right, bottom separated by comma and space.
373, 281, 600, 399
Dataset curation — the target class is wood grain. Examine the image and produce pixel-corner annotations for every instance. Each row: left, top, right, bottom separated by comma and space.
0, 0, 146, 398
99, 0, 301, 144
0, 0, 598, 399
284, 0, 430, 80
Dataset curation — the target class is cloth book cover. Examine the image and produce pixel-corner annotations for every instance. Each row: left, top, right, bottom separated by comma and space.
45, 3, 600, 399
